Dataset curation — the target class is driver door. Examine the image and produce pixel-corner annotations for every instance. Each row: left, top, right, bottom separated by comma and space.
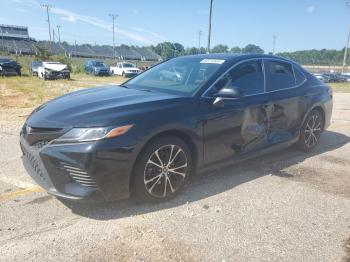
200, 59, 272, 166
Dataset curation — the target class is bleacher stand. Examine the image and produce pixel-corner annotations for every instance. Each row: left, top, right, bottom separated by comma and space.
0, 24, 161, 61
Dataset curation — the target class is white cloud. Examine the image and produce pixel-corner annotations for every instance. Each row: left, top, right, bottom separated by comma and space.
61, 15, 77, 23
307, 5, 316, 14
131, 27, 167, 42
50, 7, 157, 44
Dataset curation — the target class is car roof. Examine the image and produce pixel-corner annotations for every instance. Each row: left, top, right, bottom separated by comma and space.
173, 53, 294, 65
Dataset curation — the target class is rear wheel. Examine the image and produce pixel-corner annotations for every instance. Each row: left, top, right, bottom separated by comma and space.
133, 136, 192, 203
296, 110, 323, 151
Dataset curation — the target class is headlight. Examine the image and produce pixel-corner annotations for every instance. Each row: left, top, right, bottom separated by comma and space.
54, 125, 133, 143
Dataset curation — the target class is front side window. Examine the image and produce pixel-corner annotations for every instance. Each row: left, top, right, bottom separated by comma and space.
265, 61, 296, 91
123, 63, 135, 68
214, 60, 264, 96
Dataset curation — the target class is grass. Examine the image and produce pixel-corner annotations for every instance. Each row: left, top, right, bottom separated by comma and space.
329, 82, 350, 92
1, 74, 349, 109
0, 74, 125, 108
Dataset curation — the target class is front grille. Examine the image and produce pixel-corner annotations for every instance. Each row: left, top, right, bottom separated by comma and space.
22, 123, 64, 146
32, 140, 50, 149
21, 145, 46, 183
60, 163, 98, 188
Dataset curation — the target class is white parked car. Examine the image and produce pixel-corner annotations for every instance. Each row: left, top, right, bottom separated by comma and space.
38, 61, 70, 80
109, 62, 141, 77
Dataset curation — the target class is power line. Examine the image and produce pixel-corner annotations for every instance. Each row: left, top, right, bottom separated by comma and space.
207, 0, 213, 53
40, 4, 53, 42
109, 14, 118, 60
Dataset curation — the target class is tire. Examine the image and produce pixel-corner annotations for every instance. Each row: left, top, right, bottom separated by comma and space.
132, 136, 192, 203
296, 110, 324, 151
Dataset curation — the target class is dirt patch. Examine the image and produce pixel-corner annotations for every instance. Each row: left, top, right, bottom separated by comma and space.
81, 227, 202, 262
275, 165, 350, 198
1, 94, 30, 107
319, 155, 350, 167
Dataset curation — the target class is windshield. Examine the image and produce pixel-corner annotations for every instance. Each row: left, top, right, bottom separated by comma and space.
94, 62, 106, 67
32, 61, 42, 67
123, 63, 135, 68
125, 57, 224, 95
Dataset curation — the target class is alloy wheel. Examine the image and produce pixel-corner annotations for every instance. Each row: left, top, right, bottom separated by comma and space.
143, 144, 188, 198
304, 113, 322, 148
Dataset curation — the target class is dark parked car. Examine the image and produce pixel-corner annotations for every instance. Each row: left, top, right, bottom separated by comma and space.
30, 61, 43, 76
0, 58, 21, 76
20, 54, 333, 203
322, 73, 347, 83
84, 60, 110, 76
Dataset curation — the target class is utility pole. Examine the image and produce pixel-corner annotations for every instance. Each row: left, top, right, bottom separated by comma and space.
0, 27, 4, 53
52, 28, 55, 42
198, 30, 202, 52
57, 25, 61, 43
109, 14, 118, 60
343, 27, 350, 73
41, 4, 53, 42
272, 35, 277, 55
207, 0, 213, 53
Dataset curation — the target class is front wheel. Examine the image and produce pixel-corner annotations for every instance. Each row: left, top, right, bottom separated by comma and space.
132, 136, 192, 203
296, 110, 323, 151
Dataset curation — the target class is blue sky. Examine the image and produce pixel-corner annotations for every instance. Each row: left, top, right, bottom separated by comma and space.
0, 0, 349, 52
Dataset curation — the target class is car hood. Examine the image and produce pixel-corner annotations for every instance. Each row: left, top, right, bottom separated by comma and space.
26, 86, 182, 128
43, 63, 68, 71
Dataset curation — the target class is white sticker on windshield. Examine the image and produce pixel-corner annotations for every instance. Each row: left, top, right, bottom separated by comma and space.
200, 59, 225, 64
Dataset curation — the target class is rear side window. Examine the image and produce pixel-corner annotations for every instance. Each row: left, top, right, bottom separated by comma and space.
219, 60, 264, 96
294, 66, 306, 85
265, 61, 296, 91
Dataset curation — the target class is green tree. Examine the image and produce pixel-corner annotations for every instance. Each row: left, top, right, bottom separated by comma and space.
230, 46, 241, 53
242, 44, 264, 54
185, 47, 200, 55
211, 44, 229, 53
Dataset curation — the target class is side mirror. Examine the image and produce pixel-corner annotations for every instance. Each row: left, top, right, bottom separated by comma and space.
213, 86, 244, 106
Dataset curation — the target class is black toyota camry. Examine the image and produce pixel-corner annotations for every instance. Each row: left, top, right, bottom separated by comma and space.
20, 54, 333, 203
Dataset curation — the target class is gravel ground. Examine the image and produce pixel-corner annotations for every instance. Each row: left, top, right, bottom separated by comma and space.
0, 93, 349, 262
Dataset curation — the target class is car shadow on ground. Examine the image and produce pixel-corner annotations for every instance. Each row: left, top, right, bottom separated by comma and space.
60, 130, 350, 220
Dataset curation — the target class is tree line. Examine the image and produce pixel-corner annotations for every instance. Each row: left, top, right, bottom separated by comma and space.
149, 42, 347, 66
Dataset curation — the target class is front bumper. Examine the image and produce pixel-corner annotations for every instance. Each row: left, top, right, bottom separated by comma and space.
45, 70, 70, 79
20, 134, 138, 202
94, 71, 110, 76
124, 72, 140, 77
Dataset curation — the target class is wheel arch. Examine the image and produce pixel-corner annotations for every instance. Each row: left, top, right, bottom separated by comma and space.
129, 129, 199, 193
302, 105, 326, 131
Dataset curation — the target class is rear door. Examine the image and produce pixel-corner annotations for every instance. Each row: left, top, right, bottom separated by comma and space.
263, 59, 308, 143
201, 59, 273, 166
